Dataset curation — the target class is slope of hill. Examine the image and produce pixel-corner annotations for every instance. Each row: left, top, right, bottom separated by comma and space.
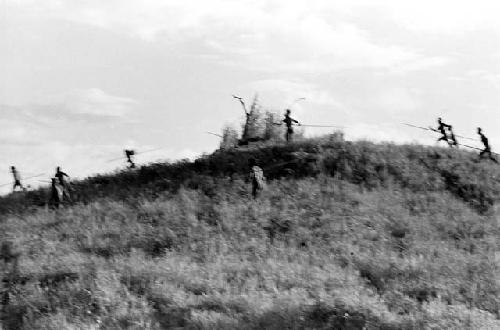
1, 137, 499, 329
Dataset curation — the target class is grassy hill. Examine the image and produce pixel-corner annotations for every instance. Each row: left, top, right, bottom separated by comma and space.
1, 136, 499, 329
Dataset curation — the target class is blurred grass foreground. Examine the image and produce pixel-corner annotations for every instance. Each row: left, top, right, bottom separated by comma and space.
0, 135, 499, 329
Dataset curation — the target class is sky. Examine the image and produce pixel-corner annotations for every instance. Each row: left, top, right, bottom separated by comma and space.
1, 0, 499, 193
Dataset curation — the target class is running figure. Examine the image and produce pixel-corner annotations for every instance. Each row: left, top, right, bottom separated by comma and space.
433, 117, 452, 145
447, 125, 459, 148
477, 128, 497, 162
125, 150, 136, 168
10, 166, 24, 192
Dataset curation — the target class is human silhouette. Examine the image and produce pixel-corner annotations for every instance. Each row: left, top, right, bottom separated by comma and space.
283, 109, 300, 142
10, 166, 24, 192
248, 158, 265, 198
434, 117, 451, 145
49, 178, 64, 209
55, 166, 71, 201
125, 150, 136, 168
447, 125, 459, 148
477, 128, 497, 162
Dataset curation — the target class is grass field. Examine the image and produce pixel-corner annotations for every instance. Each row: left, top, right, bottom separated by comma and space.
1, 137, 499, 329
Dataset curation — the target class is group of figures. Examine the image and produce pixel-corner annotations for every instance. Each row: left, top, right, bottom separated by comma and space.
5, 115, 498, 206
434, 118, 497, 162
9, 166, 72, 208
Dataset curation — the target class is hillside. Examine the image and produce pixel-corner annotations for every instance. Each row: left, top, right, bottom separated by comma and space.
1, 137, 499, 329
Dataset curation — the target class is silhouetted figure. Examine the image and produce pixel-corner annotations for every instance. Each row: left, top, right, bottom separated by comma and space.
10, 166, 24, 192
55, 166, 71, 201
125, 150, 136, 168
434, 117, 452, 145
447, 126, 458, 148
283, 109, 300, 142
248, 158, 265, 198
49, 178, 64, 209
477, 128, 497, 162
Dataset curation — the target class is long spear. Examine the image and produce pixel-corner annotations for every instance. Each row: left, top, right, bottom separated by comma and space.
0, 173, 45, 188
300, 124, 345, 129
458, 143, 500, 156
273, 122, 344, 129
105, 147, 165, 163
402, 123, 477, 141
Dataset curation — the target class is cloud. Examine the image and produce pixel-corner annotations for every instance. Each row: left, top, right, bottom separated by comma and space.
43, 88, 138, 118
3, 0, 452, 74
380, 0, 500, 34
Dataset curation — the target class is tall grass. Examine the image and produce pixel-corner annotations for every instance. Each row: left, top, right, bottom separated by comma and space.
1, 138, 499, 329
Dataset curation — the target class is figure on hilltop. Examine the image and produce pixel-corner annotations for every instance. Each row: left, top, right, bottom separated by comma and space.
49, 178, 64, 209
477, 128, 497, 163
10, 166, 25, 192
125, 149, 136, 168
55, 166, 72, 201
248, 158, 265, 198
447, 125, 459, 148
283, 109, 300, 142
433, 117, 452, 146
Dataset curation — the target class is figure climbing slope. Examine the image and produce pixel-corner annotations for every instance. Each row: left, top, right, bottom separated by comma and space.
49, 178, 64, 209
248, 158, 265, 198
477, 128, 497, 162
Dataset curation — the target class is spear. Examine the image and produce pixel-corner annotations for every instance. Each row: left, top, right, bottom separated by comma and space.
300, 124, 345, 129
273, 122, 344, 129
106, 147, 164, 163
402, 123, 477, 141
458, 143, 500, 156
0, 173, 45, 188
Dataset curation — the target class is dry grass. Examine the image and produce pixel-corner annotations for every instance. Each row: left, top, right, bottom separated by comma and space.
1, 139, 499, 329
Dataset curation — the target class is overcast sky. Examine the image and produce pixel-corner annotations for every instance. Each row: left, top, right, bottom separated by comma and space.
1, 0, 499, 193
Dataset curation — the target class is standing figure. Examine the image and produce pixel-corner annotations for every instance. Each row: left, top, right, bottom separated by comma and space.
447, 126, 459, 148
477, 128, 498, 162
55, 166, 71, 201
248, 158, 265, 198
49, 178, 64, 209
10, 166, 24, 192
283, 109, 300, 142
125, 150, 136, 168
